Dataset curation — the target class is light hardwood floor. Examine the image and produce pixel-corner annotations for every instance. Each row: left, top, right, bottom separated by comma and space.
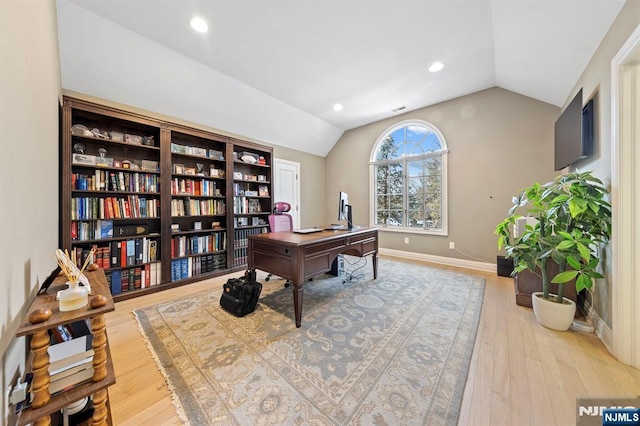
105, 260, 640, 425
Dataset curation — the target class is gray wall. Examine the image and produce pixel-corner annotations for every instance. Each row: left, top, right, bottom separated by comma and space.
272, 145, 327, 229
326, 87, 560, 263
0, 1, 61, 423
565, 0, 640, 328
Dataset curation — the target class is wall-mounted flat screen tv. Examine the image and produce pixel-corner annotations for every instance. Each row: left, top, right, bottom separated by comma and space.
554, 88, 594, 171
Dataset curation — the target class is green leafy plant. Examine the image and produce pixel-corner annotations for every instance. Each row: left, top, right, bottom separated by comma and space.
495, 171, 611, 303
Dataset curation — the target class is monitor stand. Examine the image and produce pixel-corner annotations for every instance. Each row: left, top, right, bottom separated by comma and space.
346, 204, 353, 230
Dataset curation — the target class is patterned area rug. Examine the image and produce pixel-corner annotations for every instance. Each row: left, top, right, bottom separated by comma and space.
134, 257, 485, 425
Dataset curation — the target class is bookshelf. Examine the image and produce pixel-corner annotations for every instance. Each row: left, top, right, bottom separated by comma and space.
60, 97, 273, 299
230, 139, 273, 268
169, 127, 229, 282
15, 269, 115, 426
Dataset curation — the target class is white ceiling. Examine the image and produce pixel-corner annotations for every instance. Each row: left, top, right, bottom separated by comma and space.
60, 0, 625, 156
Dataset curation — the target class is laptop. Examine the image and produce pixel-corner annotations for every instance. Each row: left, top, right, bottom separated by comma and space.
292, 228, 323, 234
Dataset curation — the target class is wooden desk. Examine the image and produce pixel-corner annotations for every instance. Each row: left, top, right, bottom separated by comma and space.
248, 227, 378, 327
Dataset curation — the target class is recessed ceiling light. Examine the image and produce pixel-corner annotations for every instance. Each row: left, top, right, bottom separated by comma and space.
189, 16, 208, 33
428, 62, 444, 73
333, 103, 343, 112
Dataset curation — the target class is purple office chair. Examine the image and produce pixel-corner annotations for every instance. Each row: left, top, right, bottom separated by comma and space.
266, 202, 292, 287
268, 202, 293, 233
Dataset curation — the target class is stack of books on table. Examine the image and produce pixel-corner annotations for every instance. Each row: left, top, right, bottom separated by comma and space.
47, 320, 95, 395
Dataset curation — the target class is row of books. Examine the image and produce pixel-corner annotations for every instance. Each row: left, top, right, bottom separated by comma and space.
105, 262, 162, 294
234, 227, 268, 249
46, 320, 95, 395
171, 232, 226, 258
74, 237, 159, 269
233, 247, 249, 267
171, 198, 226, 217
171, 178, 222, 197
72, 170, 159, 193
72, 195, 160, 220
170, 254, 226, 281
233, 196, 264, 214
71, 219, 114, 241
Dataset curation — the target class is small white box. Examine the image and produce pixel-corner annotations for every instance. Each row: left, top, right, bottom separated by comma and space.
72, 154, 97, 165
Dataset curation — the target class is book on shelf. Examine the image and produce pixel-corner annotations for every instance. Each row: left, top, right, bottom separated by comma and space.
120, 269, 129, 293
48, 320, 92, 365
49, 348, 95, 375
110, 269, 122, 295
50, 355, 93, 380
49, 366, 95, 395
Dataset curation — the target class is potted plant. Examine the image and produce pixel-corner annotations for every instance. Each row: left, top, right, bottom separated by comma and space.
495, 171, 612, 330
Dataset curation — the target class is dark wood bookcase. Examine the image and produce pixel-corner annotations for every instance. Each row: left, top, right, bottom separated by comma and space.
60, 97, 273, 301
230, 139, 273, 267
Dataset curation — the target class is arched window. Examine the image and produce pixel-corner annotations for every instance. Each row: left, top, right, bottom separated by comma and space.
370, 120, 448, 234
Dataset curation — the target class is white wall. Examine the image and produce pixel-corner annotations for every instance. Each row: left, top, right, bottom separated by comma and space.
0, 1, 61, 423
55, 0, 343, 157
565, 0, 640, 333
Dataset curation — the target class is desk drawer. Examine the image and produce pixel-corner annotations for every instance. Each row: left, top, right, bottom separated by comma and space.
252, 239, 293, 257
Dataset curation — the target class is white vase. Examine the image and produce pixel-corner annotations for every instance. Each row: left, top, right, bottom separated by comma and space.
531, 291, 576, 331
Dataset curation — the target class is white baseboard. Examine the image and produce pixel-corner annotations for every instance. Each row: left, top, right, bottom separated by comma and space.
379, 248, 496, 273
578, 293, 614, 354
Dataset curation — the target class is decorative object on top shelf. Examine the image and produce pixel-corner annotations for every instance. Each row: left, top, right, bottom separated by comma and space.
125, 134, 142, 145
73, 143, 85, 154
97, 147, 108, 165
495, 171, 612, 331
210, 166, 224, 178
110, 131, 123, 142
71, 124, 92, 137
239, 151, 259, 164
55, 248, 95, 311
91, 128, 109, 139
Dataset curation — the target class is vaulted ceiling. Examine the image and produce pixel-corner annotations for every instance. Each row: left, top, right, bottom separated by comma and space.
58, 0, 625, 156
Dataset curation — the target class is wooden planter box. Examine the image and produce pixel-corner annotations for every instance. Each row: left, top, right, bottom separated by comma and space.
514, 261, 578, 316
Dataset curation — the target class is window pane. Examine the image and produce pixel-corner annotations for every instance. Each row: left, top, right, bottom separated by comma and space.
389, 128, 405, 157
376, 178, 388, 195
389, 177, 403, 194
406, 125, 429, 155
408, 210, 425, 227
376, 137, 401, 161
376, 195, 388, 210
407, 161, 424, 178
423, 132, 442, 152
389, 210, 403, 226
389, 195, 403, 210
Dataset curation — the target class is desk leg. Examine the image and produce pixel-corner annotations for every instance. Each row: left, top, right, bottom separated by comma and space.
372, 252, 378, 279
293, 281, 303, 328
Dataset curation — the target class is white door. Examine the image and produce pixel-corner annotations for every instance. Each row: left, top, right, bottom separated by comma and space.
612, 24, 640, 368
274, 159, 300, 228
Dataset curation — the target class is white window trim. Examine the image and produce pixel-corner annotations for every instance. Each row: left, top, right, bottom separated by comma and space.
368, 119, 448, 236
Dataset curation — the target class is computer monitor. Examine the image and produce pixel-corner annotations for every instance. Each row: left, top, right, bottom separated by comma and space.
338, 191, 353, 229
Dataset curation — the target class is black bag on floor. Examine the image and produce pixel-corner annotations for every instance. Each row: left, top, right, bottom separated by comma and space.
220, 272, 262, 317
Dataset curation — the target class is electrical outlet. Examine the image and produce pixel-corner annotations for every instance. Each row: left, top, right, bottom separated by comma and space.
449, 242, 455, 249
404, 237, 409, 244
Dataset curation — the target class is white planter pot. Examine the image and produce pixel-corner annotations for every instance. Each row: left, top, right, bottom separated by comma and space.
531, 292, 576, 331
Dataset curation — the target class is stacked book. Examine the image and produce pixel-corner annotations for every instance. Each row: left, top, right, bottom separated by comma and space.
47, 320, 94, 394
